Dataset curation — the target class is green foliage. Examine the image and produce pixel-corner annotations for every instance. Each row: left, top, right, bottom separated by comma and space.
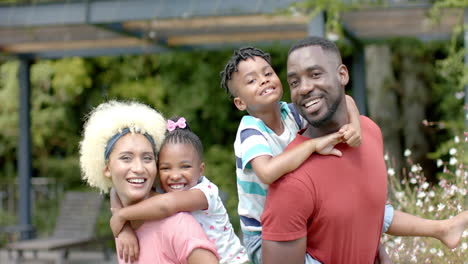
0, 61, 19, 179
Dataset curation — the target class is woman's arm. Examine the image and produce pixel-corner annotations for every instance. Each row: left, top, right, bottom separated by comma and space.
188, 248, 219, 264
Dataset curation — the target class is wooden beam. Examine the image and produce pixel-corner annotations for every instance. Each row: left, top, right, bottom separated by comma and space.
167, 31, 307, 45
124, 14, 308, 31
1, 38, 151, 53
342, 7, 462, 39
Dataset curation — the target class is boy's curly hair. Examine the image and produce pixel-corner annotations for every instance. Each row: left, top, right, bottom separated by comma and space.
220, 47, 271, 98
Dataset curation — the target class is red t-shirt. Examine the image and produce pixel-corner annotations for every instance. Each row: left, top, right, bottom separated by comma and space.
262, 116, 387, 264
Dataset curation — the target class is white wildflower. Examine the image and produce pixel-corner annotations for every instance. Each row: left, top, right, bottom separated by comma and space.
421, 182, 429, 189
428, 205, 434, 212
430, 248, 437, 254
395, 192, 404, 200
411, 165, 418, 172
455, 169, 462, 177
417, 191, 426, 198
437, 203, 445, 211
449, 148, 457, 155
459, 188, 467, 196
384, 153, 389, 161
416, 199, 423, 207
449, 157, 457, 165
428, 190, 435, 197
394, 237, 402, 244
404, 149, 412, 157
461, 242, 467, 251
436, 159, 443, 167
436, 249, 444, 257
410, 178, 417, 184
454, 136, 460, 143
410, 255, 417, 262
387, 168, 395, 176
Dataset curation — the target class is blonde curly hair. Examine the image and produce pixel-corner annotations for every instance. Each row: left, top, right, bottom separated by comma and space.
79, 100, 166, 193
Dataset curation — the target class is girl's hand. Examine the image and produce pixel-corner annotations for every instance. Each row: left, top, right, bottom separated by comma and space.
116, 225, 140, 263
339, 124, 362, 147
110, 208, 126, 237
314, 132, 343, 157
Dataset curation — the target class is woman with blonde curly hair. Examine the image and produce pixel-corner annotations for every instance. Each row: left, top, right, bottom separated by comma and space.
79, 100, 219, 264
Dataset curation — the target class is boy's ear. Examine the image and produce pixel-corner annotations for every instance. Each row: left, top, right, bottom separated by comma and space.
233, 96, 247, 111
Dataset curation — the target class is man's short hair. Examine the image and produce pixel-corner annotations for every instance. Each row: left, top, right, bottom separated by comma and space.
288, 36, 342, 64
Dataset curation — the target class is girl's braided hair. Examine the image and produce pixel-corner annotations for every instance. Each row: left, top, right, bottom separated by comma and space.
163, 116, 203, 160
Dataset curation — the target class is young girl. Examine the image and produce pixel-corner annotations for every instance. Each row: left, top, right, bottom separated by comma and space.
110, 117, 250, 264
79, 100, 219, 264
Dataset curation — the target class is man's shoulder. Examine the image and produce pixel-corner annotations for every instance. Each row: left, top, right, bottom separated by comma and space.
359, 115, 383, 141
360, 115, 380, 131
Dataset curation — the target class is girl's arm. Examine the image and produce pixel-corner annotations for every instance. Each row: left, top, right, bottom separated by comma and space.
250, 132, 343, 185
342, 95, 362, 147
114, 189, 208, 226
110, 188, 140, 263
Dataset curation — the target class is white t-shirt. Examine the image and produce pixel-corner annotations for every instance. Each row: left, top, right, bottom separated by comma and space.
191, 176, 249, 264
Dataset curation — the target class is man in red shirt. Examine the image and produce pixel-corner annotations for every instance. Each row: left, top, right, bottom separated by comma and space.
261, 36, 388, 264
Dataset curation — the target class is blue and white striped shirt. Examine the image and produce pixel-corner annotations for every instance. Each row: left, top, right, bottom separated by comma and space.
234, 101, 305, 233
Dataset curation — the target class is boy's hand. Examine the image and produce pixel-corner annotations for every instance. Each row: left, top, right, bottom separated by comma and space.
315, 132, 343, 157
110, 208, 126, 237
339, 124, 362, 147
116, 224, 140, 263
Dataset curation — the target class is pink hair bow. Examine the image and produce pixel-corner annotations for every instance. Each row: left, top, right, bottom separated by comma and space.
167, 117, 186, 132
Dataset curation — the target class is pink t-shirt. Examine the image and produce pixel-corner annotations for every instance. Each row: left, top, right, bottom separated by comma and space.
116, 212, 219, 264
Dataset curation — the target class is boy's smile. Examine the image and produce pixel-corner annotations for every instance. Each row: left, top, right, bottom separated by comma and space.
229, 56, 283, 114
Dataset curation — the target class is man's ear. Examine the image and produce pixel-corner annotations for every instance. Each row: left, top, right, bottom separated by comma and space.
338, 64, 349, 86
104, 166, 111, 179
233, 96, 247, 111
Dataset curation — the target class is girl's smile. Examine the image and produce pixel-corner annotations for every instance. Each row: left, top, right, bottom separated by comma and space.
158, 142, 205, 192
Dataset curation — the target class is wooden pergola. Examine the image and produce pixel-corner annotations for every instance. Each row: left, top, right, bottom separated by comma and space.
0, 0, 464, 239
